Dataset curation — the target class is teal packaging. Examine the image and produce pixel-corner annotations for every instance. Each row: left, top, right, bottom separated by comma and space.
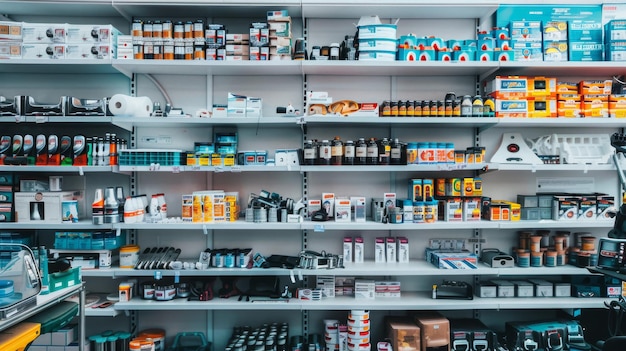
569, 41, 604, 61
568, 20, 603, 41
605, 41, 626, 61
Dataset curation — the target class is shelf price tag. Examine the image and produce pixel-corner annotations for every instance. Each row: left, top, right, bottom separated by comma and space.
231, 166, 242, 173
174, 271, 180, 284
202, 224, 208, 235
172, 166, 180, 174
78, 166, 84, 176
116, 228, 121, 237
35, 116, 48, 123
214, 166, 224, 173
296, 117, 305, 125
314, 224, 325, 232
14, 115, 25, 123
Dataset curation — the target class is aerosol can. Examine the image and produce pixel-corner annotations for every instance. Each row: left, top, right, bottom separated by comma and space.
92, 188, 104, 224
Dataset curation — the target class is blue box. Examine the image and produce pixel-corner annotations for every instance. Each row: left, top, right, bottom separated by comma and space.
437, 50, 452, 61
495, 49, 514, 61
568, 20, 603, 41
605, 20, 626, 41
452, 49, 475, 61
510, 21, 542, 42
512, 41, 543, 61
606, 41, 626, 61
477, 50, 493, 61
543, 21, 568, 41
569, 41, 604, 61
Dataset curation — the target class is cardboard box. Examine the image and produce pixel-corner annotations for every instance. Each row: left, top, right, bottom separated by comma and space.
335, 198, 351, 222
0, 21, 22, 40
510, 21, 542, 42
552, 196, 579, 221
354, 237, 364, 263
14, 191, 77, 223
350, 196, 366, 222
386, 317, 421, 351
510, 280, 534, 297
322, 193, 335, 218
413, 312, 450, 351
543, 21, 568, 41
569, 41, 604, 61
65, 44, 113, 59
375, 237, 386, 263
397, 237, 409, 263
495, 99, 528, 118
511, 41, 543, 61
386, 237, 397, 263
343, 237, 353, 263
568, 20, 603, 42
22, 43, 65, 59
491, 279, 515, 298
557, 94, 582, 117
477, 281, 497, 298
528, 279, 553, 297
66, 24, 119, 44
22, 22, 67, 43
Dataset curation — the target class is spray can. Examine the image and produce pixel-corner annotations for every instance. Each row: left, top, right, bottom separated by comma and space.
46, 135, 59, 165
0, 136, 10, 163
92, 188, 105, 224
35, 134, 47, 166
23, 135, 35, 165
60, 136, 73, 165
73, 135, 88, 166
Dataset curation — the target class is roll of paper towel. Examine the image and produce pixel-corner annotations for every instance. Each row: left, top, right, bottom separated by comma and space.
108, 94, 153, 117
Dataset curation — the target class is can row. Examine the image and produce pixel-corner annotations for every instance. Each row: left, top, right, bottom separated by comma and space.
380, 95, 495, 118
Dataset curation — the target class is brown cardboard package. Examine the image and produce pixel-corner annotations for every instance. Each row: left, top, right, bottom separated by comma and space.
413, 312, 450, 351
386, 317, 420, 351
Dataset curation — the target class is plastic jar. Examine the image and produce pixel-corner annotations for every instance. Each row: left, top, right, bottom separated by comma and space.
137, 329, 165, 351
517, 251, 530, 268
530, 251, 543, 267
581, 236, 596, 251
545, 251, 557, 267
406, 143, 418, 164
529, 235, 542, 252
119, 245, 140, 268
129, 339, 154, 351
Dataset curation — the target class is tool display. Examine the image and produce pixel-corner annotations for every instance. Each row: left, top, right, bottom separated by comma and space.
298, 250, 343, 270
134, 246, 181, 270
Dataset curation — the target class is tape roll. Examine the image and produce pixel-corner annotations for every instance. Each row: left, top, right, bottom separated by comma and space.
108, 94, 153, 117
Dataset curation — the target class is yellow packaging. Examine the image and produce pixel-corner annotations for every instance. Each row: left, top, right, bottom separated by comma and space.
198, 154, 210, 166
211, 153, 223, 166
527, 77, 557, 98
502, 201, 521, 221
486, 201, 511, 221
528, 97, 557, 118
610, 95, 626, 118
473, 177, 483, 196
454, 150, 465, 164
202, 194, 214, 222
409, 179, 423, 202
186, 153, 197, 166
557, 94, 581, 117
446, 178, 461, 196
223, 154, 236, 166
192, 194, 203, 222
582, 94, 609, 118
462, 177, 474, 196
423, 179, 434, 200
579, 80, 612, 95
556, 81, 578, 93
182, 194, 193, 222
435, 178, 446, 197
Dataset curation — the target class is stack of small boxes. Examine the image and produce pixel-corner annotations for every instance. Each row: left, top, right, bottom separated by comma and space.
510, 21, 543, 61
0, 21, 22, 59
226, 32, 250, 60
605, 19, 626, 61
268, 10, 292, 60
206, 24, 226, 60
543, 21, 568, 61
486, 76, 557, 118
556, 79, 624, 118
568, 18, 603, 61
183, 190, 238, 223
30, 324, 79, 351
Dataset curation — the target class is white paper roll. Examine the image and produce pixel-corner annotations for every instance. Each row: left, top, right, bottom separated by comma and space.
108, 94, 153, 117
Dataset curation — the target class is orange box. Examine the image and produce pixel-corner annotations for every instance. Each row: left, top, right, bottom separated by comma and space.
557, 94, 581, 117
528, 97, 557, 118
582, 94, 609, 117
610, 94, 626, 118
527, 76, 557, 98
579, 80, 613, 95
486, 76, 528, 99
557, 81, 578, 93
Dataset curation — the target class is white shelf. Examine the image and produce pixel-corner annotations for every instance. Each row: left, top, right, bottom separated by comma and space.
0, 220, 112, 230
113, 221, 302, 231
117, 165, 300, 173
84, 305, 120, 317
112, 116, 300, 129
498, 61, 626, 77
493, 164, 614, 172
112, 292, 608, 312
0, 166, 115, 173
112, 60, 303, 78
494, 118, 626, 129
498, 220, 614, 230
300, 164, 487, 172
301, 61, 498, 76
302, 116, 497, 128
301, 220, 499, 231
0, 60, 118, 75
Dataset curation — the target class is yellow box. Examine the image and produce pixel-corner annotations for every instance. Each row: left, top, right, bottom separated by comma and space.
579, 80, 613, 95
446, 178, 461, 197
462, 178, 474, 196
557, 94, 581, 117
211, 153, 223, 166
502, 201, 521, 221
610, 95, 626, 118
423, 179, 434, 200
582, 94, 609, 118
527, 77, 557, 98
557, 81, 578, 93
528, 97, 557, 118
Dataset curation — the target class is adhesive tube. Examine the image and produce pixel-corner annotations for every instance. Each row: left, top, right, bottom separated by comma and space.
108, 94, 153, 117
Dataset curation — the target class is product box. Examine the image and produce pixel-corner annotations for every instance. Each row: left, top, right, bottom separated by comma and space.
581, 94, 609, 117
322, 193, 335, 218
528, 98, 557, 118
486, 75, 528, 98
343, 237, 353, 263
386, 317, 421, 351
610, 94, 626, 117
510, 21, 542, 41
66, 24, 119, 44
528, 279, 554, 297
354, 237, 364, 263
335, 198, 351, 222
65, 44, 113, 60
569, 41, 604, 61
554, 282, 571, 297
375, 237, 385, 263
552, 196, 579, 221
0, 41, 22, 59
477, 281, 497, 298
543, 21, 568, 41
543, 41, 568, 61
249, 46, 270, 60
22, 22, 67, 43
606, 41, 626, 61
510, 280, 534, 297
267, 10, 290, 21
316, 275, 335, 298
521, 208, 541, 221
22, 43, 65, 59
386, 237, 396, 263
579, 80, 613, 95
0, 21, 22, 40
375, 281, 401, 297
350, 196, 366, 222
491, 279, 515, 298
597, 195, 615, 220
397, 237, 409, 263
557, 94, 582, 117
425, 249, 478, 269
354, 279, 375, 299
568, 20, 603, 42
268, 20, 291, 38
495, 99, 528, 118
14, 191, 77, 223
463, 197, 481, 221
511, 41, 543, 61
527, 77, 557, 98
409, 178, 423, 202
605, 20, 626, 41
578, 195, 597, 220
517, 194, 538, 208
440, 198, 463, 222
